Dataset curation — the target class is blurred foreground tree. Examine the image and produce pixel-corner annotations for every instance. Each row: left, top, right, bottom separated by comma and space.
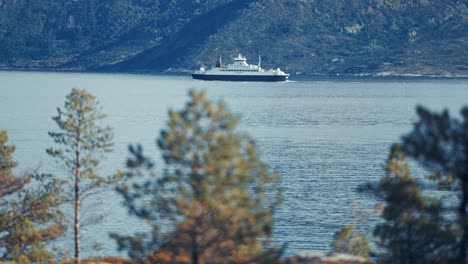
401, 106, 468, 263
114, 90, 282, 263
331, 224, 369, 257
374, 144, 455, 263
47, 88, 113, 264
0, 130, 64, 263
331, 203, 370, 257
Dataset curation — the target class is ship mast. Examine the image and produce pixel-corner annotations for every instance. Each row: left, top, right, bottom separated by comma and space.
215, 55, 222, 68
258, 53, 261, 68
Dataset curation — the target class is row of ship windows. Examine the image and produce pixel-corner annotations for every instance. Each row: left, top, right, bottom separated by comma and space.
221, 69, 257, 72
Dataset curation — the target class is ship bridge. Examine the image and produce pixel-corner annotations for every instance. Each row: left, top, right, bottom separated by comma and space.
234, 54, 247, 61
231, 54, 250, 68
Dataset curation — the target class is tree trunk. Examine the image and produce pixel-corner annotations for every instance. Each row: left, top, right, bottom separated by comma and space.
407, 222, 413, 264
461, 141, 468, 264
191, 230, 198, 264
75, 131, 81, 264
75, 176, 81, 264
460, 171, 468, 264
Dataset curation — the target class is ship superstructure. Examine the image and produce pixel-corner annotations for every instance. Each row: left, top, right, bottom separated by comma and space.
192, 54, 289, 82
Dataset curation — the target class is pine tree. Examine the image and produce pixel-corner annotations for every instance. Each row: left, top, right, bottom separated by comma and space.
47, 88, 113, 264
331, 203, 370, 258
331, 224, 369, 257
0, 130, 64, 263
115, 90, 281, 263
375, 144, 455, 263
401, 106, 468, 263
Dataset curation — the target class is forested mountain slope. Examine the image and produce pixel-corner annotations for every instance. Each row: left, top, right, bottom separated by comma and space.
0, 0, 466, 76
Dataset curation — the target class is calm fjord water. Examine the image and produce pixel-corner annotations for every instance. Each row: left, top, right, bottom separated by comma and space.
1, 71, 467, 258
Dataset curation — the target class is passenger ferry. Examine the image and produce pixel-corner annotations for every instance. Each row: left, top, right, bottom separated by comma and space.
192, 54, 289, 82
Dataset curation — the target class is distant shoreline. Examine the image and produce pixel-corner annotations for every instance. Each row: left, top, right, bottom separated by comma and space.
1, 68, 467, 82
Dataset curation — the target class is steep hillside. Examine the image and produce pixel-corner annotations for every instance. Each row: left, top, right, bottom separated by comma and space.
102, 0, 257, 72
0, 0, 231, 68
0, 0, 466, 76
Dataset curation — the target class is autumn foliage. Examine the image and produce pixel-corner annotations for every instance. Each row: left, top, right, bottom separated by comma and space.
0, 130, 64, 263
115, 90, 281, 263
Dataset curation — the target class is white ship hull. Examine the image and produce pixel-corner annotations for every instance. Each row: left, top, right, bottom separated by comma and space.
192, 73, 288, 82
193, 54, 289, 82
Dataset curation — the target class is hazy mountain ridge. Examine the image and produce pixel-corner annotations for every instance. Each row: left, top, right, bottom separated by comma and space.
0, 0, 466, 76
